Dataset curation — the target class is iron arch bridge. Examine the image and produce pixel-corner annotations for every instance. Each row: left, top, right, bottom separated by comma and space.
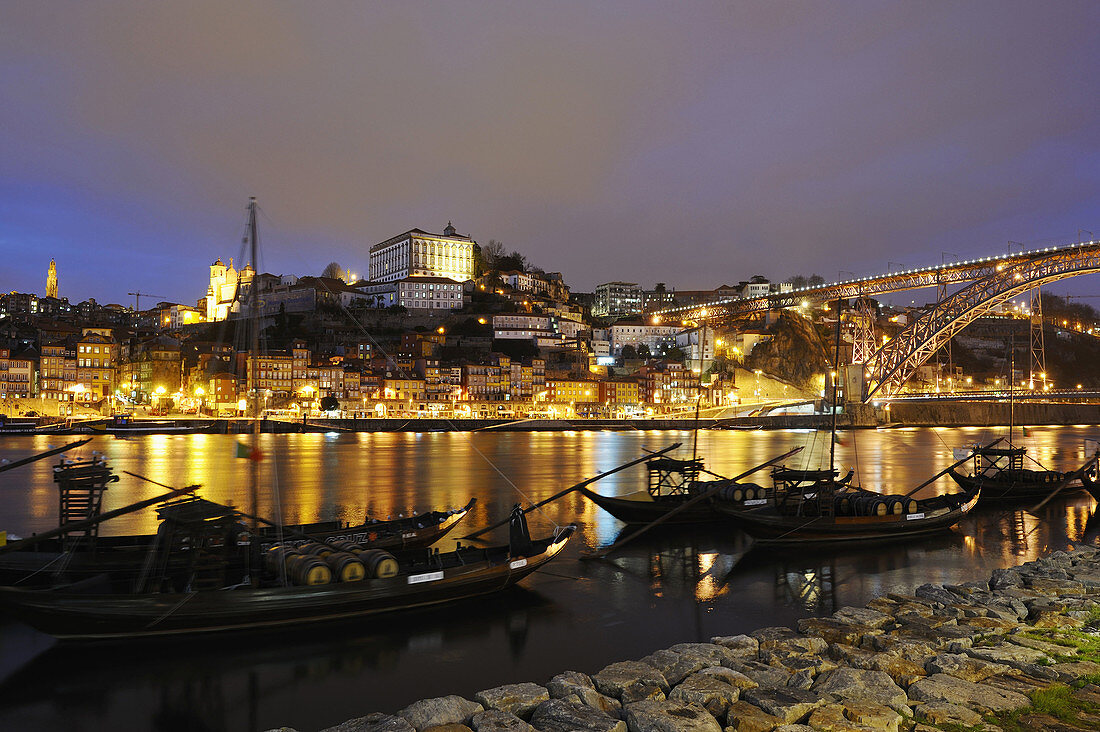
864, 243, 1100, 400
653, 238, 1100, 403
656, 239, 1100, 322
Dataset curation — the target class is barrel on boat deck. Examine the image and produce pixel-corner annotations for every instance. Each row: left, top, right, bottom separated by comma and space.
329, 539, 361, 554
298, 541, 335, 558
325, 551, 367, 582
722, 485, 744, 502
285, 553, 333, 585
834, 495, 851, 515
265, 545, 300, 573
358, 549, 399, 579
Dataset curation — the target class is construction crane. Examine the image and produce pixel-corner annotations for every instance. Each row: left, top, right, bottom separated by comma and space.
127, 292, 169, 311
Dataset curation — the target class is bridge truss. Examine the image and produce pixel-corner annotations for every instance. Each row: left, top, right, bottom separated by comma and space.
657, 239, 1100, 323
863, 245, 1100, 400
654, 238, 1100, 403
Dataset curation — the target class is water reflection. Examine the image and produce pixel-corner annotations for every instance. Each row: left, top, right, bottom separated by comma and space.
0, 428, 1099, 731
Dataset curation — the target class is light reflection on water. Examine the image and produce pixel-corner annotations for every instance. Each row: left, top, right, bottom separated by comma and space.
0, 427, 1098, 732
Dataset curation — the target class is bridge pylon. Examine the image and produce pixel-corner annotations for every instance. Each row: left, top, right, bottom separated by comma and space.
1029, 286, 1047, 390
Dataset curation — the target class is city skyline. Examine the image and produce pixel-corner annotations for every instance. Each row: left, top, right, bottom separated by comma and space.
3, 2, 1099, 306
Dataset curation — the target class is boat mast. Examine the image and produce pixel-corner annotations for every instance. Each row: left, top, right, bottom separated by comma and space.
828, 298, 843, 474
247, 196, 260, 524
1008, 328, 1014, 448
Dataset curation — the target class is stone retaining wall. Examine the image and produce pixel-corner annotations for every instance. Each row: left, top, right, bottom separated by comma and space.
271, 548, 1100, 732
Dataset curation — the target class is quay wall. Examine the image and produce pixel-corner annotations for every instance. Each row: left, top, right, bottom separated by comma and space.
276, 547, 1100, 732
14, 401, 1100, 434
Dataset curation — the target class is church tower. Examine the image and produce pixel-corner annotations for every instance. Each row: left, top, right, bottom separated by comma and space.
46, 259, 58, 298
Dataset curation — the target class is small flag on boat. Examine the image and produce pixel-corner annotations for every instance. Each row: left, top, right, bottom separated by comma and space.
832, 432, 846, 445
1021, 425, 1028, 437
235, 440, 264, 462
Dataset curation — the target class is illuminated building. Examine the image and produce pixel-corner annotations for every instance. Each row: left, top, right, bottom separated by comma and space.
46, 259, 58, 298
593, 282, 643, 318
369, 223, 476, 283
205, 257, 254, 322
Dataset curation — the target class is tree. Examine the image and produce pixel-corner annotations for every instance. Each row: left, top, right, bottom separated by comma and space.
654, 282, 667, 293
788, 273, 826, 288
621, 344, 638, 360
482, 240, 506, 269
637, 344, 651, 359
322, 262, 345, 281
472, 243, 486, 277
319, 396, 339, 412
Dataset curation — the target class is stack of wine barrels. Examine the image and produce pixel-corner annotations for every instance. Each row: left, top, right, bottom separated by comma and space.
833, 492, 918, 517
716, 483, 765, 503
265, 546, 333, 586
264, 541, 401, 584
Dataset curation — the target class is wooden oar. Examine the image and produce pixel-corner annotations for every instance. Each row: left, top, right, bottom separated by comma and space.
584, 445, 804, 559
900, 437, 1006, 499
462, 442, 683, 540
0, 482, 200, 555
1030, 456, 1099, 512
0, 438, 93, 475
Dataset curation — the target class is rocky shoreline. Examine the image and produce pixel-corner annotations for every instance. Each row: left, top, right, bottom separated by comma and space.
273, 548, 1100, 732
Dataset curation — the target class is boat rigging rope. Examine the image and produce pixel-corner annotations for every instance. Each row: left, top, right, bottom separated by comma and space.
271, 449, 289, 586
144, 591, 198, 629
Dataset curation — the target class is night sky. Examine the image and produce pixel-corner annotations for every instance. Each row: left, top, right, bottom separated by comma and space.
2, 2, 1099, 307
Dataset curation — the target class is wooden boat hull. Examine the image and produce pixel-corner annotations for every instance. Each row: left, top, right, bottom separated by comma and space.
714, 491, 979, 545
947, 468, 1081, 504
0, 529, 574, 640
0, 500, 475, 587
255, 498, 476, 551
578, 487, 730, 524
1079, 471, 1100, 503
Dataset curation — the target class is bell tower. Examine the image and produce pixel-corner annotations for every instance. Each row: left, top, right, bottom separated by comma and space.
46, 259, 58, 298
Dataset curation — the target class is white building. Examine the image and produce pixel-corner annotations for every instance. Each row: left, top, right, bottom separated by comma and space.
358, 277, 470, 311
676, 327, 717, 372
593, 282, 644, 318
609, 322, 681, 356
369, 223, 476, 283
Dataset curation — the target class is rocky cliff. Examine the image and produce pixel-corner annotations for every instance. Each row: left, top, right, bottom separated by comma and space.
744, 310, 829, 390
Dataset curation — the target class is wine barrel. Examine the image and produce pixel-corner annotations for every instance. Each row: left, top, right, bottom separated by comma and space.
871, 499, 888, 517
329, 539, 362, 554
265, 545, 300, 573
851, 494, 870, 516
904, 499, 919, 515
298, 541, 335, 558
728, 486, 744, 502
835, 495, 851, 516
285, 554, 333, 586
325, 551, 367, 583
359, 549, 400, 579
743, 487, 757, 501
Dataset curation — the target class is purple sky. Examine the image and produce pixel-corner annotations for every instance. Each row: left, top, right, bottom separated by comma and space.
2, 2, 1099, 307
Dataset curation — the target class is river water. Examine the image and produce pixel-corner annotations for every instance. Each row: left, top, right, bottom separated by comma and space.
0, 427, 1098, 731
